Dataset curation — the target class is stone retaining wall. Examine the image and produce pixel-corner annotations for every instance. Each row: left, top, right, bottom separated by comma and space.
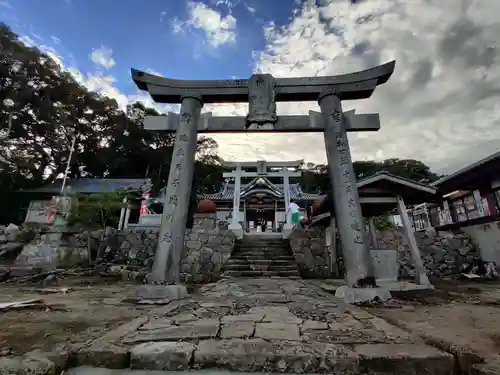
14, 227, 106, 268
288, 227, 332, 278
0, 224, 25, 262
117, 213, 236, 283
289, 225, 480, 279
7, 213, 235, 284
376, 228, 479, 279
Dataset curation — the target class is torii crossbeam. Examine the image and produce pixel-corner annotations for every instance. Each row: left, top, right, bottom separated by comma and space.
143, 110, 380, 133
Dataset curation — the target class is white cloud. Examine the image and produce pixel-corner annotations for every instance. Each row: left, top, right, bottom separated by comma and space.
14, 0, 500, 175
0, 1, 11, 8
68, 68, 174, 114
17, 36, 170, 115
18, 35, 36, 47
50, 35, 61, 44
90, 46, 116, 69
19, 35, 64, 67
208, 0, 500, 174
146, 69, 164, 77
173, 0, 237, 47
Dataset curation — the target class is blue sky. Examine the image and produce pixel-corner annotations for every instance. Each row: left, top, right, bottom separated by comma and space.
1, 0, 500, 174
1, 0, 295, 91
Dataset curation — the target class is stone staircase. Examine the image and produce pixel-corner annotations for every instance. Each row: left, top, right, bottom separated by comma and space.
222, 235, 300, 277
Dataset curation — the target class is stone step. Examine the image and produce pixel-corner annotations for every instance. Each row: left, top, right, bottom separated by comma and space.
233, 252, 291, 257
237, 244, 288, 248
235, 248, 289, 253
225, 259, 293, 265
236, 245, 289, 249
223, 269, 301, 277
223, 264, 299, 271
229, 255, 296, 261
238, 241, 287, 246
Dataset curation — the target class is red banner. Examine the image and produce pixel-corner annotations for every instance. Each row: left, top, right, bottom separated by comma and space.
140, 193, 150, 215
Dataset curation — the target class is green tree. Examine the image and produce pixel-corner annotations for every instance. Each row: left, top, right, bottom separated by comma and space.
66, 192, 127, 229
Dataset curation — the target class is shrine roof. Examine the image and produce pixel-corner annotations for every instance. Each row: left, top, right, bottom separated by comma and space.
21, 178, 152, 194
432, 150, 500, 193
201, 181, 319, 201
356, 171, 437, 203
312, 172, 437, 218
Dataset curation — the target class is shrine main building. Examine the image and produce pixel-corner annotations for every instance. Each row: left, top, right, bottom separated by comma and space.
201, 160, 318, 231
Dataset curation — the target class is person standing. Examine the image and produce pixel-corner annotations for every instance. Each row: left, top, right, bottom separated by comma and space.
286, 200, 301, 228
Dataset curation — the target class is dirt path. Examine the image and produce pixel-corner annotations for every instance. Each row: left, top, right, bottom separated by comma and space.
0, 277, 151, 356
366, 280, 500, 363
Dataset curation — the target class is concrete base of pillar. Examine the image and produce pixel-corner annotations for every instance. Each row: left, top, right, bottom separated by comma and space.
228, 222, 243, 239
377, 280, 434, 291
136, 284, 188, 300
416, 272, 433, 288
281, 223, 294, 239
335, 285, 392, 304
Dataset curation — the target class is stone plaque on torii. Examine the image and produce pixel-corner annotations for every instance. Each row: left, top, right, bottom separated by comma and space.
131, 61, 396, 299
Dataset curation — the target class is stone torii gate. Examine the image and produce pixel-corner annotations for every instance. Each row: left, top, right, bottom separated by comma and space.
222, 159, 303, 239
131, 61, 396, 298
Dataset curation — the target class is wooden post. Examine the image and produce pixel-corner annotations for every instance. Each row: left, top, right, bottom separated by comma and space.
397, 195, 432, 286
368, 217, 378, 249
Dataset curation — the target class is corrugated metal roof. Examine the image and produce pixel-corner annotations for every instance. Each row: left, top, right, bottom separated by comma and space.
431, 150, 500, 187
22, 178, 152, 194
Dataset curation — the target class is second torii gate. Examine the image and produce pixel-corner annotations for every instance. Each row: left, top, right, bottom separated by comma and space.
221, 159, 303, 238
131, 61, 396, 295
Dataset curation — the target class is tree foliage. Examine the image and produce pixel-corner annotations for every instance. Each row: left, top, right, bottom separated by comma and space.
0, 23, 223, 224
0, 22, 441, 226
66, 192, 127, 229
300, 159, 441, 194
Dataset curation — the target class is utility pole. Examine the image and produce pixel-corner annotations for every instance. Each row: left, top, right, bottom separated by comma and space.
60, 134, 77, 195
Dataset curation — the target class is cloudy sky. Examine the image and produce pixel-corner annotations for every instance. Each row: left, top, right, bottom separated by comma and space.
1, 0, 499, 174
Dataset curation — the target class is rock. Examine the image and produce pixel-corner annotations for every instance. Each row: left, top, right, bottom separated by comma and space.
355, 343, 454, 375
194, 339, 360, 373
255, 322, 301, 341
220, 322, 255, 338
123, 320, 220, 344
301, 320, 328, 330
130, 341, 194, 370
0, 355, 55, 375
26, 344, 77, 373
0, 242, 24, 257
4, 223, 20, 241
77, 344, 129, 369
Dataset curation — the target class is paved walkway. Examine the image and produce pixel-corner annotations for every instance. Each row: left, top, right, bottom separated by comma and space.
74, 277, 454, 374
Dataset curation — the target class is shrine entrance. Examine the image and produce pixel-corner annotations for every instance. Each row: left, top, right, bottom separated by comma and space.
131, 60, 399, 289
245, 202, 276, 233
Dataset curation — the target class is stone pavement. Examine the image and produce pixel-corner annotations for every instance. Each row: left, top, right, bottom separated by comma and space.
73, 277, 455, 374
